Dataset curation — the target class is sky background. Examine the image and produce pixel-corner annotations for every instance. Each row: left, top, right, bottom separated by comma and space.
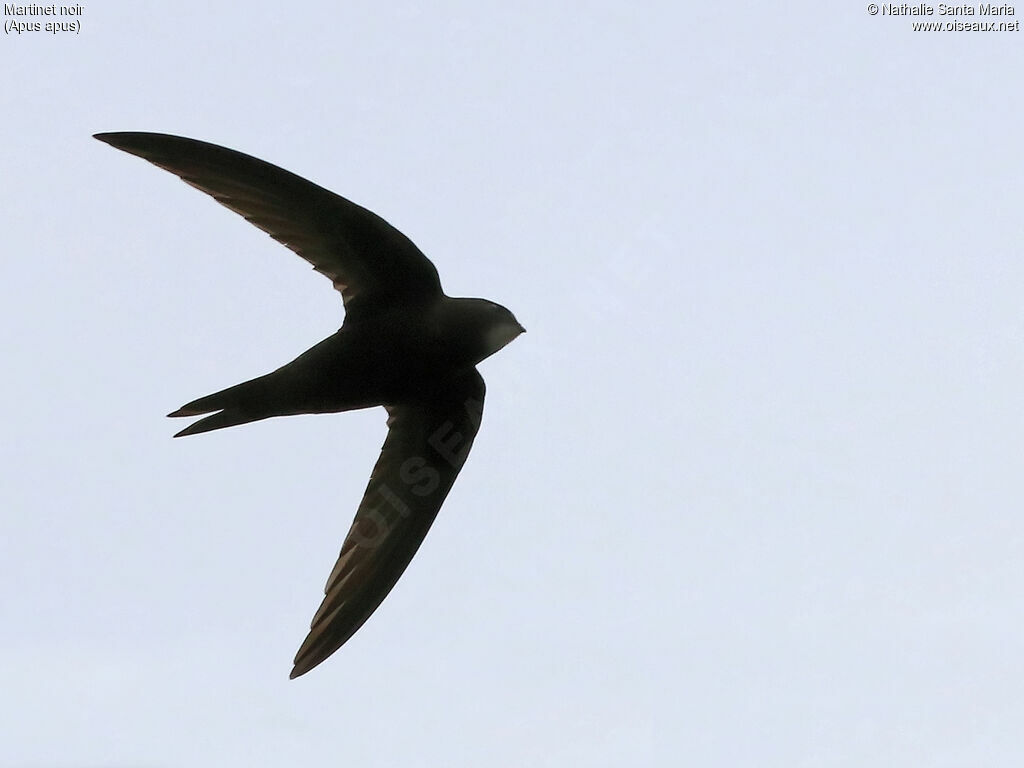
3, 2, 1024, 766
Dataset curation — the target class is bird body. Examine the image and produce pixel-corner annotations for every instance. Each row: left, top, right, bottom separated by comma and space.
95, 132, 523, 677
170, 296, 521, 436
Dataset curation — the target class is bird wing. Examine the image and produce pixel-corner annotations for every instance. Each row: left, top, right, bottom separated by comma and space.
290, 368, 486, 678
93, 132, 443, 318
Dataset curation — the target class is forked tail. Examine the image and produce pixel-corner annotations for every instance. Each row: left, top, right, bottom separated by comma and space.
167, 376, 273, 437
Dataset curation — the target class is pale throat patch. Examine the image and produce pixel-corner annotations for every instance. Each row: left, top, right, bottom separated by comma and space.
484, 321, 523, 354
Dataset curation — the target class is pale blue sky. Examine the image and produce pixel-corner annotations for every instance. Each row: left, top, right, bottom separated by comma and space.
3, 2, 1023, 766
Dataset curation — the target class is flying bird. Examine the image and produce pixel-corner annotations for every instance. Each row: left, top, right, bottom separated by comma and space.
94, 132, 524, 678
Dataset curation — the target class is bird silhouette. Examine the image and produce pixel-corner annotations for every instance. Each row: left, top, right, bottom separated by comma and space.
95, 132, 524, 678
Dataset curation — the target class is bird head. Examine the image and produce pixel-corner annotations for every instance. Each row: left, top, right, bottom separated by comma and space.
444, 297, 525, 365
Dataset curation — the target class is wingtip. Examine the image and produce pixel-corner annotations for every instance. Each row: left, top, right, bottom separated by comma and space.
93, 131, 122, 145
93, 131, 165, 154
93, 132, 138, 153
290, 657, 315, 679
290, 641, 328, 679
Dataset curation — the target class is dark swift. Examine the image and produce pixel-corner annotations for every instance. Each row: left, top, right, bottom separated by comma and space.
94, 132, 524, 678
